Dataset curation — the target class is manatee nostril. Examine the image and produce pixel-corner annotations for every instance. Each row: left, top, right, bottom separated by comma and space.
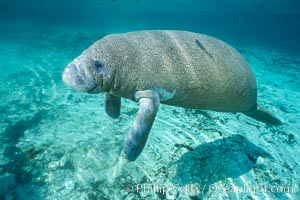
75, 75, 85, 85
79, 67, 85, 76
70, 64, 78, 73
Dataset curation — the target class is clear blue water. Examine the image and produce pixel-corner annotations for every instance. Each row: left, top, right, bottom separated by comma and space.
0, 1, 299, 199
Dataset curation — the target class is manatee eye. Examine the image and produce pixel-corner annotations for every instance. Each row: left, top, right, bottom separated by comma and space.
93, 60, 105, 73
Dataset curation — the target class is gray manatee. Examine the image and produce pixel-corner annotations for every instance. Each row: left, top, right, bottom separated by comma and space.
62, 30, 281, 161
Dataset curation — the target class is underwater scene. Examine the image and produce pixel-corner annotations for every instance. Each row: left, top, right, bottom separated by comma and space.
0, 0, 299, 199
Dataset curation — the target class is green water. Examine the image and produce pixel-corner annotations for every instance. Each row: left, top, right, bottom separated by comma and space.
0, 1, 300, 199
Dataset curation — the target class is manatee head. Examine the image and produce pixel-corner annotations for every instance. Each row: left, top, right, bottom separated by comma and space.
62, 55, 105, 94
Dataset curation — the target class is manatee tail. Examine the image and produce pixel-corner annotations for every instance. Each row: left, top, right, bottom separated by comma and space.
243, 104, 282, 125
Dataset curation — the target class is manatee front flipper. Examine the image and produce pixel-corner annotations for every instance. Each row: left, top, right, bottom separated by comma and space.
104, 93, 121, 119
123, 90, 160, 161
243, 104, 281, 125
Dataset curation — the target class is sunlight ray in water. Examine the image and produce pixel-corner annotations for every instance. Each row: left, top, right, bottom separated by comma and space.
112, 155, 126, 182
156, 116, 199, 142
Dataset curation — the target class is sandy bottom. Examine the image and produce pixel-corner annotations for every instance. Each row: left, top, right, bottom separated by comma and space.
0, 22, 299, 200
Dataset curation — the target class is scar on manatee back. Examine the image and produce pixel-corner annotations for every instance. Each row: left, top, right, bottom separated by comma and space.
195, 39, 213, 58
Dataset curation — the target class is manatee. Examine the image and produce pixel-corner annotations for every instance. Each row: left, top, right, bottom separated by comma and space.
62, 30, 281, 161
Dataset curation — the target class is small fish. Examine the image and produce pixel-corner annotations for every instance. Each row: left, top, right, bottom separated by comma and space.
195, 39, 206, 51
195, 39, 213, 58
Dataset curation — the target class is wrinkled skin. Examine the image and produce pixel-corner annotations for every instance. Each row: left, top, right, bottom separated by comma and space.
62, 30, 281, 161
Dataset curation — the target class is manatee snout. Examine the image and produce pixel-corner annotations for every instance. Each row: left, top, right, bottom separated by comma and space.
62, 57, 102, 94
